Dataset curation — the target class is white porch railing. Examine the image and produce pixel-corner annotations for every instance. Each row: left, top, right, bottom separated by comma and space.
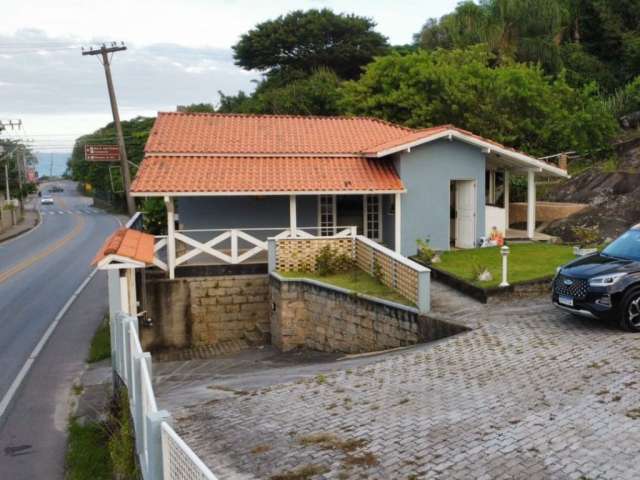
111, 312, 217, 480
153, 226, 357, 273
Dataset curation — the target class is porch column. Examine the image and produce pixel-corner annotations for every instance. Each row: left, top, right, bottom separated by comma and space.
165, 196, 176, 279
503, 169, 510, 230
289, 195, 297, 237
394, 192, 402, 254
527, 170, 536, 240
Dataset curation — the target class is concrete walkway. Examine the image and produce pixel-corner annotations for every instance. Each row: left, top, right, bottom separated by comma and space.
154, 289, 640, 480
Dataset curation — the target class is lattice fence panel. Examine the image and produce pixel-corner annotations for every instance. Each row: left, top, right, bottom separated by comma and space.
162, 423, 216, 480
354, 238, 419, 305
276, 238, 354, 272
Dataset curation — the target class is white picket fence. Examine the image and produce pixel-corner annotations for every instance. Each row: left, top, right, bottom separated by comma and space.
111, 312, 217, 480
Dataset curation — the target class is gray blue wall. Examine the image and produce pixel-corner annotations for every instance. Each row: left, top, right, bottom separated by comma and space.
397, 139, 486, 255
178, 195, 317, 240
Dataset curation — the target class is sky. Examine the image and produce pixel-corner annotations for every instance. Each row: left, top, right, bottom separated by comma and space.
0, 0, 459, 153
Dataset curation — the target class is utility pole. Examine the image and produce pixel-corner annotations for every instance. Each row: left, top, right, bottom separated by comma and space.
82, 42, 135, 216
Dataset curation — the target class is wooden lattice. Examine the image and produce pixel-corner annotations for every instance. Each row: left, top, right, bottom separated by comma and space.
354, 239, 419, 305
276, 238, 354, 272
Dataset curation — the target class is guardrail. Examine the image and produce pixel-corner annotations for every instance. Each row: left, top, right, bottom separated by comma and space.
112, 312, 217, 480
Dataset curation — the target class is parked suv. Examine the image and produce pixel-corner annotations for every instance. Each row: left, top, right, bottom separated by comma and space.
552, 224, 640, 332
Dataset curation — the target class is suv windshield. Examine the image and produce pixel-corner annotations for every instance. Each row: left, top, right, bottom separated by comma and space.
603, 229, 640, 261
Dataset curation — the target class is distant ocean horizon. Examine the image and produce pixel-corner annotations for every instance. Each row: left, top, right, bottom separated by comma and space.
35, 151, 71, 177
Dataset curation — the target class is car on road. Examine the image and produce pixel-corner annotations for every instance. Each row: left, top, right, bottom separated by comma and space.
40, 196, 54, 205
48, 185, 64, 193
553, 224, 640, 332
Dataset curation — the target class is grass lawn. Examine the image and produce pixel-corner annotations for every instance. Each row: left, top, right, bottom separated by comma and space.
436, 243, 576, 288
279, 268, 415, 307
87, 317, 111, 363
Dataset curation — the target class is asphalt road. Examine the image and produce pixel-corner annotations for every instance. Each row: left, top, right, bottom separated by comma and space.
0, 180, 121, 478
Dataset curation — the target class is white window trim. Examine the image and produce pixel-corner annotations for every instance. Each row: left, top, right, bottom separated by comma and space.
363, 194, 383, 242
317, 195, 337, 236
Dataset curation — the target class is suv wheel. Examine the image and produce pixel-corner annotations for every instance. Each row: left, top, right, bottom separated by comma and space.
620, 288, 640, 332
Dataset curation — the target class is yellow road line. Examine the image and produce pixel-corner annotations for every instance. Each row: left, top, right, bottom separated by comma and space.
0, 214, 85, 284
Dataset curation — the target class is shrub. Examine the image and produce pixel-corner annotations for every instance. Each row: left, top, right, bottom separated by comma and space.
314, 245, 356, 276
416, 238, 436, 264
571, 225, 600, 247
471, 263, 491, 282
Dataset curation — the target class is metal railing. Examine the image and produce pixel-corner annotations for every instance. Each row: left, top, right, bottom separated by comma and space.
111, 312, 217, 480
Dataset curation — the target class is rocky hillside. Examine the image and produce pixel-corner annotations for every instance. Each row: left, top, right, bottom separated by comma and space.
543, 136, 640, 242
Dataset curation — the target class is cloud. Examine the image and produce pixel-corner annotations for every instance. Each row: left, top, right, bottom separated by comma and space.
0, 29, 259, 116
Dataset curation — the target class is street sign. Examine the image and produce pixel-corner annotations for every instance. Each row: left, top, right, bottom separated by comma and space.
85, 144, 120, 162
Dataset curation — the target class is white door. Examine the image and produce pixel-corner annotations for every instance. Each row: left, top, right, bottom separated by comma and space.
455, 180, 476, 249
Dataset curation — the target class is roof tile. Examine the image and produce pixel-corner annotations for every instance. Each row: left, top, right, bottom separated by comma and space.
131, 155, 404, 194
145, 112, 412, 155
92, 228, 155, 266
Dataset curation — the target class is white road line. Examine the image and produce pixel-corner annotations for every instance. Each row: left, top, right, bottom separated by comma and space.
0, 268, 98, 419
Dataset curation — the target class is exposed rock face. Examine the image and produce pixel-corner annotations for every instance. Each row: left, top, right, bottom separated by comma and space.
543, 137, 640, 242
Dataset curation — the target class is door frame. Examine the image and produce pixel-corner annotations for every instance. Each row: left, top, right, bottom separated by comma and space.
453, 179, 477, 249
363, 194, 383, 242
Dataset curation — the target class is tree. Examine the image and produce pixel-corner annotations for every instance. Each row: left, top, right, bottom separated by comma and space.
413, 0, 640, 91
217, 68, 343, 116
340, 45, 618, 156
67, 117, 155, 210
177, 103, 215, 113
232, 8, 389, 81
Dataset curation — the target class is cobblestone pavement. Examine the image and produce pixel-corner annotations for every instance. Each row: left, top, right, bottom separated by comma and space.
158, 290, 640, 480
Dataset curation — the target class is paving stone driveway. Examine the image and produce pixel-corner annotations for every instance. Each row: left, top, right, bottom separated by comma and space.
157, 293, 640, 480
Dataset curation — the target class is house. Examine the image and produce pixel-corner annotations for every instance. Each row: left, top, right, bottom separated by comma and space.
130, 112, 568, 278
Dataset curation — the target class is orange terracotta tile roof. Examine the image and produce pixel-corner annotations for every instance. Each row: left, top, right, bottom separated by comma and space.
361, 126, 450, 155
92, 228, 155, 266
145, 112, 412, 155
131, 155, 404, 194
133, 113, 566, 195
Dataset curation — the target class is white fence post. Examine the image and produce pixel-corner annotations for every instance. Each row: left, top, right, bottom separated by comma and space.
267, 238, 277, 273
147, 410, 171, 480
418, 269, 431, 314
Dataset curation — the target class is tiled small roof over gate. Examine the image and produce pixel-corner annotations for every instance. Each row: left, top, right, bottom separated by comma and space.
92, 228, 155, 266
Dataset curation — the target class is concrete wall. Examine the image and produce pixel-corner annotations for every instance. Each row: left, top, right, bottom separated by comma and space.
270, 274, 462, 354
397, 139, 486, 254
141, 274, 270, 350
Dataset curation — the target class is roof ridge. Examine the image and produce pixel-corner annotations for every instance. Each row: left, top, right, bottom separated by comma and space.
157, 111, 413, 131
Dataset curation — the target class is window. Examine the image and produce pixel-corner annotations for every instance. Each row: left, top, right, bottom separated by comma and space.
318, 195, 336, 236
364, 195, 382, 241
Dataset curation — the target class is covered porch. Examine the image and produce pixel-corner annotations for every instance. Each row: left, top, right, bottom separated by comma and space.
157, 192, 403, 279
483, 150, 565, 244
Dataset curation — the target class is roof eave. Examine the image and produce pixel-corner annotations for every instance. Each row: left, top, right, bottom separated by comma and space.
131, 188, 407, 197
365, 129, 570, 179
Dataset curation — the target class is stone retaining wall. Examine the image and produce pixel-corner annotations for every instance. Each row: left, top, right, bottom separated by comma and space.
141, 274, 270, 351
509, 201, 587, 226
270, 274, 463, 353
